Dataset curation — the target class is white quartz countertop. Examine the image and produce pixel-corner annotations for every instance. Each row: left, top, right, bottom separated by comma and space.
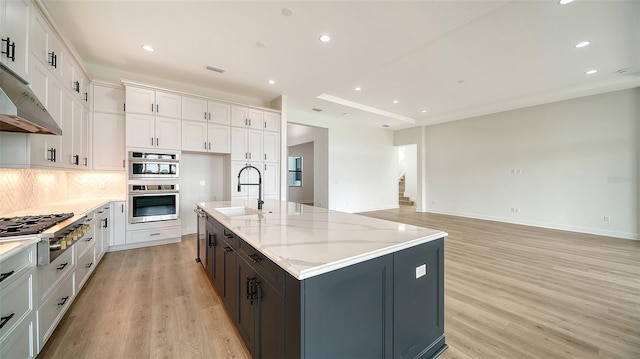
0, 198, 115, 260
197, 200, 447, 280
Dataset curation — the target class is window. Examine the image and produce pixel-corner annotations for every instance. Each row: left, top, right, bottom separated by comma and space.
288, 156, 303, 187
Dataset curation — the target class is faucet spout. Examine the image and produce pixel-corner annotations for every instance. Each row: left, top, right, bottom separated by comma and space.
237, 164, 264, 210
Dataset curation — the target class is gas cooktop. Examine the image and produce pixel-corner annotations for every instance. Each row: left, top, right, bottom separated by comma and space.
0, 213, 75, 237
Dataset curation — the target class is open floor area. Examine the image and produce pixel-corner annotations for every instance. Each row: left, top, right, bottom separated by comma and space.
39, 207, 640, 359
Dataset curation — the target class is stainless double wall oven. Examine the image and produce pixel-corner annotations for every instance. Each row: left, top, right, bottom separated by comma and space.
128, 151, 180, 224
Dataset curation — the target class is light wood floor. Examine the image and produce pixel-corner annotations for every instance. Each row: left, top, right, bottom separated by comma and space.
38, 207, 640, 359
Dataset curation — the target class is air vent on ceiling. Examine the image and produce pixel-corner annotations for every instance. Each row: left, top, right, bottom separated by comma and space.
206, 65, 225, 73
312, 108, 323, 112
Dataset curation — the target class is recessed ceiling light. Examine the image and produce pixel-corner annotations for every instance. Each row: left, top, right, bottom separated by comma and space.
141, 44, 154, 52
319, 34, 331, 43
575, 41, 590, 48
392, 100, 399, 104
256, 41, 267, 48
558, 0, 574, 5
586, 69, 598, 75
421, 110, 427, 113
354, 86, 361, 91
282, 7, 294, 16
268, 80, 276, 85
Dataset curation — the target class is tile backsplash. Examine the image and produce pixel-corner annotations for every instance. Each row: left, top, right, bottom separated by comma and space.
0, 169, 125, 216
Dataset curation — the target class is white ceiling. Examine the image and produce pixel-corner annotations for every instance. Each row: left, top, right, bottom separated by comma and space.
41, 0, 639, 129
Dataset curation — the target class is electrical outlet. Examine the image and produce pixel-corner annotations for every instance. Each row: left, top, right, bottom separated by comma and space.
511, 207, 520, 213
603, 216, 610, 222
98, 181, 106, 189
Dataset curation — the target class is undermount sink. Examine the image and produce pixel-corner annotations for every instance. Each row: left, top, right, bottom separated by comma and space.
215, 206, 260, 217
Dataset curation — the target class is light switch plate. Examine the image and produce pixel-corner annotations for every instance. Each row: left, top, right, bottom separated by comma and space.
416, 264, 427, 279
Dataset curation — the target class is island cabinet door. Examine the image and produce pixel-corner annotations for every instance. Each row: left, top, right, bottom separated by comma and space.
237, 259, 258, 358
393, 238, 445, 359
300, 254, 394, 359
256, 277, 285, 359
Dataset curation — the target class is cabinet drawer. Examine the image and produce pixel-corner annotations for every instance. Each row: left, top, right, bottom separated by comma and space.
75, 245, 96, 291
0, 244, 35, 288
220, 226, 238, 249
0, 317, 35, 359
126, 226, 181, 244
38, 272, 74, 351
0, 270, 34, 342
74, 227, 96, 258
238, 239, 284, 295
38, 247, 74, 303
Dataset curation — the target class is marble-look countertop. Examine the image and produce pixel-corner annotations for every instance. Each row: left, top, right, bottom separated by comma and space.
0, 198, 115, 261
197, 200, 447, 280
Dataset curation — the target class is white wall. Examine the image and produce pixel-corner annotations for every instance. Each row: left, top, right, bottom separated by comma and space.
180, 152, 225, 234
287, 109, 397, 213
423, 88, 639, 239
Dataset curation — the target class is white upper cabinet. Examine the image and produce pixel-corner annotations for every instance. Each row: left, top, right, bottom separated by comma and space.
0, 0, 30, 81
231, 105, 264, 128
182, 96, 208, 122
263, 131, 279, 163
263, 111, 280, 132
126, 87, 181, 118
93, 84, 125, 114
208, 101, 231, 125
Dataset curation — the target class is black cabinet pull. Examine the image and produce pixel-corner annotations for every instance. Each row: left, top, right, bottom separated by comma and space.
246, 277, 252, 300
223, 246, 233, 253
73, 154, 79, 165
0, 313, 15, 329
85, 236, 93, 242
248, 254, 262, 263
57, 296, 70, 306
84, 92, 88, 102
1, 37, 15, 62
48, 51, 57, 68
208, 233, 216, 247
103, 217, 108, 229
56, 262, 68, 271
74, 81, 80, 93
0, 270, 15, 283
85, 262, 93, 269
84, 157, 88, 166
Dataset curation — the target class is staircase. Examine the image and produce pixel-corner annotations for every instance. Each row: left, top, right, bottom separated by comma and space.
398, 175, 414, 206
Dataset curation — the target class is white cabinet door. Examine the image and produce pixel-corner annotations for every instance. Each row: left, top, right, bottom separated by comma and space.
125, 87, 155, 114
263, 162, 279, 199
263, 112, 280, 132
81, 108, 90, 168
231, 105, 248, 127
208, 101, 230, 125
111, 201, 126, 247
263, 131, 279, 162
208, 124, 230, 153
46, 31, 64, 80
247, 108, 264, 129
155, 116, 181, 150
155, 91, 181, 118
29, 66, 62, 167
126, 113, 155, 148
181, 120, 208, 152
182, 96, 207, 122
60, 91, 74, 168
231, 127, 248, 161
29, 9, 48, 67
93, 112, 125, 170
247, 129, 263, 162
92, 84, 124, 114
61, 51, 74, 94
0, 0, 29, 81
71, 99, 83, 167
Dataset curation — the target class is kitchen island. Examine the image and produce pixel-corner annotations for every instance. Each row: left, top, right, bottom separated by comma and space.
197, 200, 448, 359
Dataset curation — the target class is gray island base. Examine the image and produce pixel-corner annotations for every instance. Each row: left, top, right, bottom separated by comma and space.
196, 200, 448, 359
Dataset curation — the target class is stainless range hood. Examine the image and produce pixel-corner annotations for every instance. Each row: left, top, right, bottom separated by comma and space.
0, 63, 61, 135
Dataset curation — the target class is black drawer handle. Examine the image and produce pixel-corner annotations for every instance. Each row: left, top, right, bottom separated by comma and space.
224, 233, 234, 239
85, 237, 93, 242
248, 254, 262, 263
86, 262, 93, 269
56, 262, 68, 271
57, 296, 70, 306
223, 246, 233, 253
0, 313, 15, 329
0, 270, 15, 283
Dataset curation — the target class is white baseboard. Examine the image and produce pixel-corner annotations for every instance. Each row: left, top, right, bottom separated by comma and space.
106, 237, 182, 252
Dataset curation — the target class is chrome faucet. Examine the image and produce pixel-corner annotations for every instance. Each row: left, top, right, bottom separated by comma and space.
237, 165, 264, 210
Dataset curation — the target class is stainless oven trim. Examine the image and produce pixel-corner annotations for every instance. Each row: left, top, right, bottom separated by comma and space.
128, 191, 180, 224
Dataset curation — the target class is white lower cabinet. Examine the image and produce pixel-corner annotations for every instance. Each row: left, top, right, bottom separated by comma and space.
75, 245, 96, 292
126, 225, 181, 245
37, 271, 74, 351
0, 243, 36, 359
0, 318, 35, 359
111, 201, 126, 247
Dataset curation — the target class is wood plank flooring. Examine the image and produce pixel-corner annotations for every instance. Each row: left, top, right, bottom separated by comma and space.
38, 207, 640, 359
